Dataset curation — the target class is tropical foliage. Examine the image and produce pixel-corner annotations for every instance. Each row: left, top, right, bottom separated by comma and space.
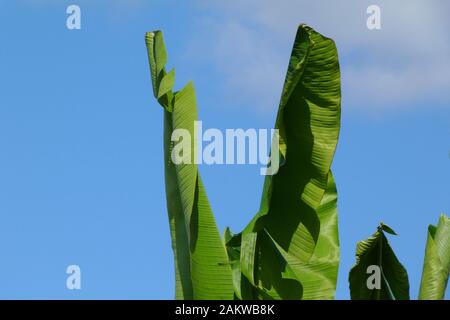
145, 25, 450, 300
349, 224, 410, 300
419, 215, 450, 300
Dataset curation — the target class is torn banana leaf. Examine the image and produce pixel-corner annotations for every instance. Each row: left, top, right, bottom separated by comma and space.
145, 31, 234, 300
226, 24, 341, 300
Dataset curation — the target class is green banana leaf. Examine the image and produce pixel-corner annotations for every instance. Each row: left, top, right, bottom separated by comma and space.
349, 224, 410, 300
419, 214, 450, 300
225, 24, 341, 299
145, 31, 234, 299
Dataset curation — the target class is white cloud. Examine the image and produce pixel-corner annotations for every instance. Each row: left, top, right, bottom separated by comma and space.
192, 0, 450, 113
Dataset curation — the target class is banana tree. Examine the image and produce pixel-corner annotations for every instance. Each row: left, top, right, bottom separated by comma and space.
145, 24, 449, 300
145, 24, 341, 300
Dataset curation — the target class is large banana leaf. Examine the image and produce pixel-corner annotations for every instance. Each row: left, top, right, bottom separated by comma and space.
226, 24, 341, 299
419, 214, 450, 300
145, 31, 234, 299
349, 224, 410, 300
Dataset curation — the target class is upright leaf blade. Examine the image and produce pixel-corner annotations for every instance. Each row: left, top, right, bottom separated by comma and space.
419, 214, 450, 300
171, 82, 198, 233
349, 224, 410, 300
163, 110, 193, 299
236, 24, 341, 299
190, 176, 234, 299
145, 31, 234, 299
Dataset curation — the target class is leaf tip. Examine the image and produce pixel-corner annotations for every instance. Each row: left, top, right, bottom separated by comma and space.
379, 222, 398, 236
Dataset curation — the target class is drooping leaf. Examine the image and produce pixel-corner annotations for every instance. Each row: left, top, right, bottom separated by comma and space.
233, 24, 341, 299
145, 31, 234, 299
419, 214, 450, 300
349, 224, 410, 300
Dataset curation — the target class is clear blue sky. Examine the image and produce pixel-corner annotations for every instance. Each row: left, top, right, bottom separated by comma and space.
0, 0, 448, 299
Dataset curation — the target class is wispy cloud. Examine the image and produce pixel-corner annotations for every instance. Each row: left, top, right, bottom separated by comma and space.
191, 0, 450, 114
